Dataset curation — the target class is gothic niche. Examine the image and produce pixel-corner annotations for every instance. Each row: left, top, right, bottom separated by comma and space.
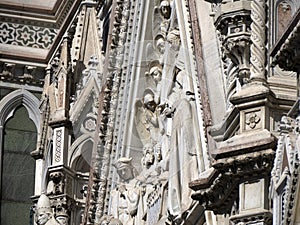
277, 0, 293, 39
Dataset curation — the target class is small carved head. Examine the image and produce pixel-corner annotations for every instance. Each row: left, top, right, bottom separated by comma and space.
143, 92, 157, 112
37, 213, 51, 225
56, 215, 69, 225
160, 0, 171, 19
55, 210, 69, 225
113, 157, 136, 181
155, 35, 165, 54
142, 143, 155, 168
167, 28, 181, 50
149, 61, 163, 83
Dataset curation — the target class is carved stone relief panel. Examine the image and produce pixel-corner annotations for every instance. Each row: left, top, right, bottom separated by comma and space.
107, 0, 206, 224
241, 107, 264, 132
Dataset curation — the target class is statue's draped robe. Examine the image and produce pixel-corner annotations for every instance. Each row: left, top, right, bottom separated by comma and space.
168, 96, 198, 217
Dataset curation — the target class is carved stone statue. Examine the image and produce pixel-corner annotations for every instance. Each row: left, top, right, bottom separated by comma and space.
165, 68, 198, 220
167, 28, 181, 51
35, 194, 60, 225
155, 35, 166, 56
141, 143, 155, 169
159, 0, 171, 37
134, 89, 163, 145
111, 158, 142, 225
130, 142, 168, 224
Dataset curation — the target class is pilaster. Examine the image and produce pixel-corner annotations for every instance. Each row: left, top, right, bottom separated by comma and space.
42, 27, 74, 225
190, 0, 276, 223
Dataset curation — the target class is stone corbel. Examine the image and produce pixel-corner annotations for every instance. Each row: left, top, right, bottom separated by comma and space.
2, 63, 15, 77
53, 196, 73, 225
49, 171, 65, 195
190, 129, 277, 215
23, 65, 37, 79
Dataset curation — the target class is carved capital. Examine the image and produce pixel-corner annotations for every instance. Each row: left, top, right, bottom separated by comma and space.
215, 3, 251, 80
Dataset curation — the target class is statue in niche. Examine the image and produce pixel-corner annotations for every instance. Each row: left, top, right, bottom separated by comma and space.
134, 87, 173, 167
111, 157, 143, 225
163, 66, 198, 221
159, 0, 171, 38
35, 194, 60, 225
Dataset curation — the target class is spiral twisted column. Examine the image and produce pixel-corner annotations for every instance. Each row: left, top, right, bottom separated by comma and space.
250, 0, 266, 82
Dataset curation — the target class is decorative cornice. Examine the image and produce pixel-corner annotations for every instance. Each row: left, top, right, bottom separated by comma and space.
230, 210, 272, 225
190, 129, 277, 214
0, 0, 81, 64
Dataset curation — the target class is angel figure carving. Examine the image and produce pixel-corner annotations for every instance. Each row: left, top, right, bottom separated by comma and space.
134, 89, 166, 146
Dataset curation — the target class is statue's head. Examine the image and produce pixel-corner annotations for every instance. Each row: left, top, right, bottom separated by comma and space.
167, 28, 180, 51
37, 212, 51, 225
55, 211, 69, 225
149, 61, 162, 83
142, 143, 155, 168
36, 194, 52, 225
160, 0, 171, 19
143, 92, 157, 112
113, 157, 136, 181
155, 35, 165, 54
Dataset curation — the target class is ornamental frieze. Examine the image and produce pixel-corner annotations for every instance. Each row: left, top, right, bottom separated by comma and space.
0, 22, 58, 49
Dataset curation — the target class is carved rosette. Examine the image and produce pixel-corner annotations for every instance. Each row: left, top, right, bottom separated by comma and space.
245, 111, 261, 130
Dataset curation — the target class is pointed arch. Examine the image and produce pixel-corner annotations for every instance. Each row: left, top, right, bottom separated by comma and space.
0, 89, 40, 191
0, 89, 40, 130
68, 133, 94, 170
0, 89, 41, 225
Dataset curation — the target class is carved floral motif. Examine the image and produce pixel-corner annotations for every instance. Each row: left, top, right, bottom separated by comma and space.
245, 112, 261, 129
